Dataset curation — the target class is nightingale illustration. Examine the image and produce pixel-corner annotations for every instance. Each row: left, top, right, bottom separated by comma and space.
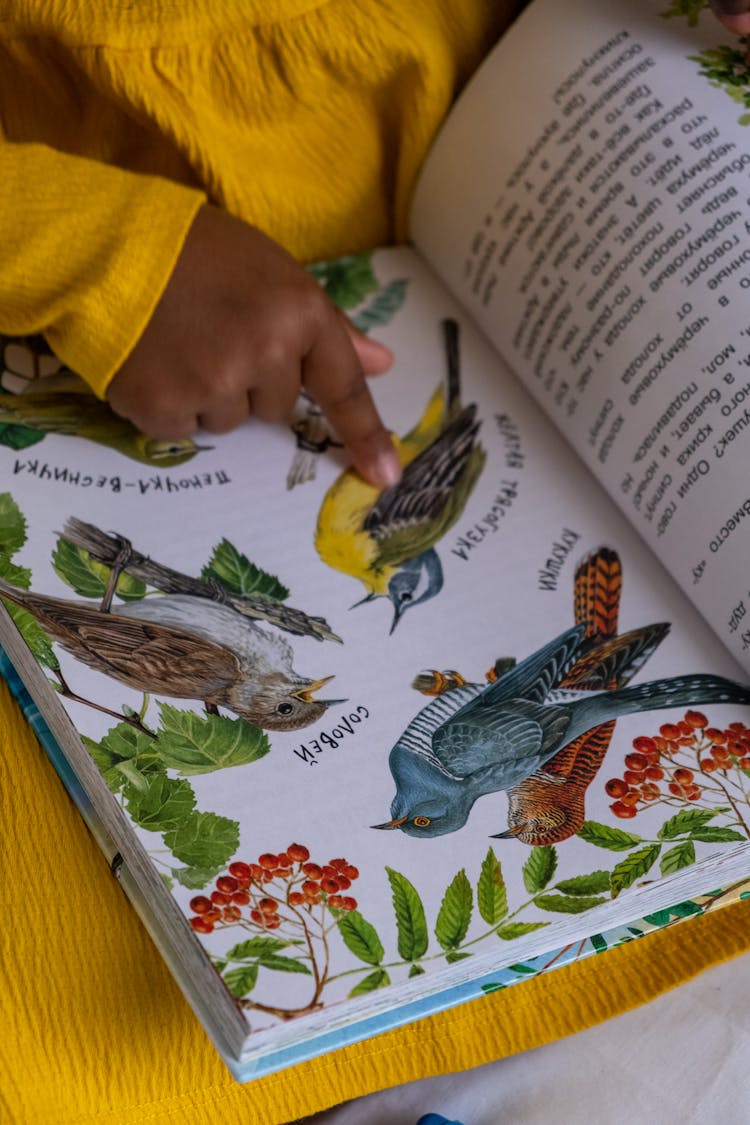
315, 318, 486, 633
0, 577, 344, 731
373, 624, 750, 838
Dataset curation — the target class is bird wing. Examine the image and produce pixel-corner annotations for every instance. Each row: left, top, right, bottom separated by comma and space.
433, 698, 573, 782
14, 591, 241, 698
363, 406, 482, 556
562, 623, 670, 691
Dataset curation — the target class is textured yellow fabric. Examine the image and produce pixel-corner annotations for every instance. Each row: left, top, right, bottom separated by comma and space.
0, 0, 511, 396
1, 673, 749, 1125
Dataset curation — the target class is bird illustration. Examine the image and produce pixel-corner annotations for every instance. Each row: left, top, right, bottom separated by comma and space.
0, 578, 344, 731
315, 318, 486, 633
0, 390, 207, 467
372, 623, 750, 838
495, 547, 668, 846
60, 517, 342, 644
286, 392, 343, 490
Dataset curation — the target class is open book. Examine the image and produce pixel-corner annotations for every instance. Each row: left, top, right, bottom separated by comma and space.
2, 0, 750, 1082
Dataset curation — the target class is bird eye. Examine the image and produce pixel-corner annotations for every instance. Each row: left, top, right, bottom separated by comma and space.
400, 592, 413, 603
413, 816, 431, 827
276, 702, 295, 716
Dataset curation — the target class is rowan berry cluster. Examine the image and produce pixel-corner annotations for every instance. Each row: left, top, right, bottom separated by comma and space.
188, 843, 359, 934
605, 711, 750, 819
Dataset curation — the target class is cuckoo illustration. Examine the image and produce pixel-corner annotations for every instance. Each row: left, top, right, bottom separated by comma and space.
373, 620, 750, 838
315, 318, 486, 633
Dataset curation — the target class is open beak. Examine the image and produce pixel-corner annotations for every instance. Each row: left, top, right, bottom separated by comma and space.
489, 825, 523, 839
370, 815, 408, 830
292, 675, 346, 706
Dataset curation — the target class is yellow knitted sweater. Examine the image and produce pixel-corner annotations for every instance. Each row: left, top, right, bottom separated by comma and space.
0, 0, 513, 394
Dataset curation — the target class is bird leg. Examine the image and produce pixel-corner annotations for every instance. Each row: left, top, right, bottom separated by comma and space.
204, 701, 220, 716
99, 534, 134, 613
53, 664, 156, 737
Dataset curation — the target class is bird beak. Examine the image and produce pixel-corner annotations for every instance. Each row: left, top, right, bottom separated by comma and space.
350, 592, 378, 610
292, 675, 346, 705
370, 816, 408, 830
489, 826, 523, 839
389, 604, 405, 635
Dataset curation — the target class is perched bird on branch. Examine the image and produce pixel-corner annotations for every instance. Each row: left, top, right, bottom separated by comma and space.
315, 318, 485, 633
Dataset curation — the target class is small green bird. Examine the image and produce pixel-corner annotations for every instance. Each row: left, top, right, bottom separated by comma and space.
315, 319, 486, 632
0, 390, 207, 467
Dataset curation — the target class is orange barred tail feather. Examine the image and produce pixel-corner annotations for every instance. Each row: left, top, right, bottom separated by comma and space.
573, 546, 622, 641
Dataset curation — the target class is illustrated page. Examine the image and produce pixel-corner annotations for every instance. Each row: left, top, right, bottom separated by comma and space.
1, 248, 749, 1059
411, 0, 750, 671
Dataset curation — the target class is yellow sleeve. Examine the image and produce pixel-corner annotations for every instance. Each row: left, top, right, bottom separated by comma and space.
0, 141, 205, 397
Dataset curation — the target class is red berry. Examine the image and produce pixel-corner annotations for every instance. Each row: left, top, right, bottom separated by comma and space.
739, 756, 750, 769
653, 736, 669, 751
301, 863, 322, 880
229, 861, 252, 880
231, 891, 250, 906
321, 877, 339, 895
190, 895, 212, 915
222, 905, 242, 921
620, 792, 640, 807
248, 864, 264, 881
686, 787, 702, 801
258, 853, 278, 869
211, 891, 231, 906
700, 757, 717, 772
341, 897, 357, 911
250, 909, 263, 923
632, 736, 656, 754
623, 770, 645, 786
684, 710, 708, 729
611, 801, 637, 818
668, 782, 686, 797
729, 722, 747, 733
288, 891, 305, 906
660, 723, 680, 740
625, 752, 649, 772
216, 875, 239, 894
329, 858, 348, 871
336, 875, 351, 891
605, 778, 628, 799
259, 897, 278, 915
344, 865, 359, 881
645, 765, 664, 781
327, 894, 344, 909
673, 767, 694, 784
287, 843, 310, 862
204, 909, 222, 924
190, 916, 214, 934
302, 880, 321, 898
640, 783, 660, 801
264, 917, 281, 929
275, 852, 292, 868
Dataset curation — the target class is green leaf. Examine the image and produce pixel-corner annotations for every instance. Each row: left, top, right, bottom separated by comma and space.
349, 968, 390, 997
534, 893, 608, 914
610, 844, 662, 898
0, 422, 45, 450
82, 734, 126, 792
0, 554, 31, 587
658, 808, 717, 839
496, 921, 549, 940
642, 900, 703, 926
99, 722, 156, 763
508, 962, 537, 974
172, 864, 226, 890
337, 911, 385, 966
477, 848, 508, 925
690, 827, 746, 843
408, 964, 425, 978
226, 937, 289, 961
52, 538, 146, 601
155, 704, 270, 775
3, 602, 59, 670
257, 953, 311, 975
435, 870, 473, 951
223, 964, 258, 999
123, 774, 196, 831
0, 493, 27, 555
201, 539, 288, 600
578, 821, 642, 851
554, 870, 611, 896
446, 950, 471, 963
590, 933, 608, 953
163, 810, 240, 867
660, 840, 696, 876
522, 846, 557, 893
308, 253, 378, 310
386, 867, 429, 962
481, 982, 507, 994
351, 279, 409, 332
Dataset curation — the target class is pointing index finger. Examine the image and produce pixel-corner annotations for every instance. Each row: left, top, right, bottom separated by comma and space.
303, 318, 401, 488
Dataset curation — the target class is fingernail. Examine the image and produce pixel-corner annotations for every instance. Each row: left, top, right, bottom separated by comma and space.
373, 442, 402, 488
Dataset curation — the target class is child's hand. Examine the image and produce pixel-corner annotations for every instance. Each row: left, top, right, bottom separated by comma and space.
107, 205, 401, 487
709, 1, 750, 35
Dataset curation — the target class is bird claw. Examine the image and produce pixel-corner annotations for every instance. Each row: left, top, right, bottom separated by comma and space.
411, 669, 467, 696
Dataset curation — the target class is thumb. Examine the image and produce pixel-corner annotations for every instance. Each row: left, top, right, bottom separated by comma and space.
341, 315, 394, 376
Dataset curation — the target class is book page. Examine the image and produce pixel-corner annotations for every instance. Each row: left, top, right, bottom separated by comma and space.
410, 0, 750, 672
2, 247, 750, 1070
